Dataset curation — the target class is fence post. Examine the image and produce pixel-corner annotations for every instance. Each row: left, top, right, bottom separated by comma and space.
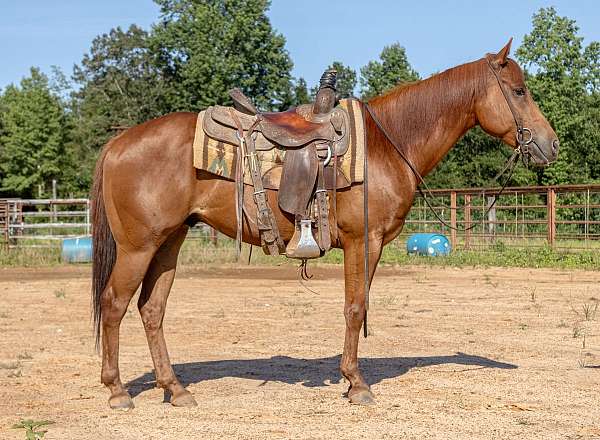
487, 196, 496, 240
450, 191, 457, 249
464, 194, 471, 250
547, 188, 556, 247
86, 199, 91, 236
210, 227, 218, 247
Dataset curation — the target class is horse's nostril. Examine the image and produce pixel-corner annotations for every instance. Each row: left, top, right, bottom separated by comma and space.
552, 139, 559, 153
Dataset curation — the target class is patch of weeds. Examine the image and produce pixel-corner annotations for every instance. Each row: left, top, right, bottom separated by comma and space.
283, 300, 314, 318
518, 323, 528, 331
557, 320, 568, 328
8, 369, 22, 378
377, 295, 398, 308
0, 361, 21, 370
528, 287, 537, 303
54, 289, 66, 299
12, 419, 54, 439
464, 329, 474, 336
581, 302, 598, 321
570, 298, 598, 322
414, 274, 426, 284
17, 352, 33, 360
578, 350, 593, 368
572, 324, 584, 339
211, 308, 225, 319
483, 274, 498, 288
516, 418, 534, 426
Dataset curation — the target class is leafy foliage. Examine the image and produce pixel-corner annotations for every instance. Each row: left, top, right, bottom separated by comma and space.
515, 7, 600, 185
151, 0, 293, 111
71, 25, 168, 154
331, 61, 358, 99
0, 69, 75, 198
291, 77, 310, 106
360, 43, 420, 99
12, 419, 54, 440
0, 6, 598, 198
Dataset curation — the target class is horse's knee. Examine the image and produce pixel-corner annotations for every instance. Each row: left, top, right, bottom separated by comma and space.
344, 302, 365, 323
138, 303, 162, 333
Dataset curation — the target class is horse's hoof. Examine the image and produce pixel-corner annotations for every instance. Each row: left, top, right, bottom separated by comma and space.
349, 389, 375, 406
170, 390, 198, 407
109, 392, 135, 410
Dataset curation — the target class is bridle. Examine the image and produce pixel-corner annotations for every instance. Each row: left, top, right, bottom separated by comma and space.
485, 55, 536, 164
363, 56, 536, 232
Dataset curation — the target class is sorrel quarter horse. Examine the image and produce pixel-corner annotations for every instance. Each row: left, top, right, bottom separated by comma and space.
91, 40, 558, 409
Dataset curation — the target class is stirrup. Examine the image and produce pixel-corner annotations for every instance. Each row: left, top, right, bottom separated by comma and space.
285, 218, 321, 259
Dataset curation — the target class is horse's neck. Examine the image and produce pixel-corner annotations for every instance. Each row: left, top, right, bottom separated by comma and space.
369, 62, 481, 178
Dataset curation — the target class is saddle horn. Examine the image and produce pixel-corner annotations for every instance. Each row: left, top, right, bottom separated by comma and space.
229, 88, 259, 116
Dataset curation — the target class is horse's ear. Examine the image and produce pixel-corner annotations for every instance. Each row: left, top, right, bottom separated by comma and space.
493, 38, 513, 66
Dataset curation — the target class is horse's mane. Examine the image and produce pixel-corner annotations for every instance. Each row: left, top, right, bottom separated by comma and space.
368, 58, 488, 153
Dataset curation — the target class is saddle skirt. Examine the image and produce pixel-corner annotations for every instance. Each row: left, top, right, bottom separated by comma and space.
193, 99, 365, 190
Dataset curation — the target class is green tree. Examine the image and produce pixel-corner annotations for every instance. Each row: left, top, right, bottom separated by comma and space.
516, 7, 600, 184
291, 77, 310, 106
72, 25, 168, 153
360, 43, 419, 100
309, 61, 357, 100
152, 0, 293, 111
331, 61, 358, 99
0, 68, 74, 198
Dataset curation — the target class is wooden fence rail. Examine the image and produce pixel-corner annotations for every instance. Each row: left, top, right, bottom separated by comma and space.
2, 184, 600, 252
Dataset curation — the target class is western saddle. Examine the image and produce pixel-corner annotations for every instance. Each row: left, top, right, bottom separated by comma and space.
203, 70, 350, 259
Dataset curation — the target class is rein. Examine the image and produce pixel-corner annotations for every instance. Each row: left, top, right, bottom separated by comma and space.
362, 57, 534, 232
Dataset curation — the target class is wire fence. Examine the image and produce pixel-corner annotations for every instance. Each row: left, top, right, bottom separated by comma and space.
399, 184, 600, 251
2, 183, 599, 253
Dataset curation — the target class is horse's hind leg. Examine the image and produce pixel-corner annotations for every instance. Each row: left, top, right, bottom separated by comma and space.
101, 248, 155, 410
137, 226, 196, 407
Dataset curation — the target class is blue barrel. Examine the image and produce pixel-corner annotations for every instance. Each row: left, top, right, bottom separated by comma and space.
62, 237, 93, 263
406, 233, 451, 256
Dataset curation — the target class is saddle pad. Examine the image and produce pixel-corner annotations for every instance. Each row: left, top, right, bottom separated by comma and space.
192, 99, 365, 190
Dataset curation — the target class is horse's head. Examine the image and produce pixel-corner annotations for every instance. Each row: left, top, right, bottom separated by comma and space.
475, 39, 559, 167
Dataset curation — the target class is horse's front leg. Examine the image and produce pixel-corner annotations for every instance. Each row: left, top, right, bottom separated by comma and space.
340, 236, 383, 405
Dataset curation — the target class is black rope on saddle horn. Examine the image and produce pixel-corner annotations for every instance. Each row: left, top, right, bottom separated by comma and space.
319, 69, 338, 90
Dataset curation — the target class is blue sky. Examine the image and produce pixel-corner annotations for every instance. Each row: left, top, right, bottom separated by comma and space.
1, 1, 599, 91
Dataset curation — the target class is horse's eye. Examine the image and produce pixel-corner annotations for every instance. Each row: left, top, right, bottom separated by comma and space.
514, 88, 526, 96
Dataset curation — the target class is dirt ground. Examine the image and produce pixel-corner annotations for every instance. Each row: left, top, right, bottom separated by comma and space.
0, 263, 599, 440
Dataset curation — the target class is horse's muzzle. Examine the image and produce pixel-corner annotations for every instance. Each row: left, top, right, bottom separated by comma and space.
525, 137, 559, 167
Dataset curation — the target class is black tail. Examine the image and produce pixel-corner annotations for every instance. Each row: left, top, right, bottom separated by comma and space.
91, 150, 116, 350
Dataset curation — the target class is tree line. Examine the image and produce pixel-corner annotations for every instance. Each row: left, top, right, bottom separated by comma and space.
0, 2, 598, 199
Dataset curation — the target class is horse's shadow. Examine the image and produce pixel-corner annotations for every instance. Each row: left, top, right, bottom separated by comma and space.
127, 352, 517, 398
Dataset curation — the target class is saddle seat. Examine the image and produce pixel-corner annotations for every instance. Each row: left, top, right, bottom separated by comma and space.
259, 109, 335, 147
204, 104, 350, 155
